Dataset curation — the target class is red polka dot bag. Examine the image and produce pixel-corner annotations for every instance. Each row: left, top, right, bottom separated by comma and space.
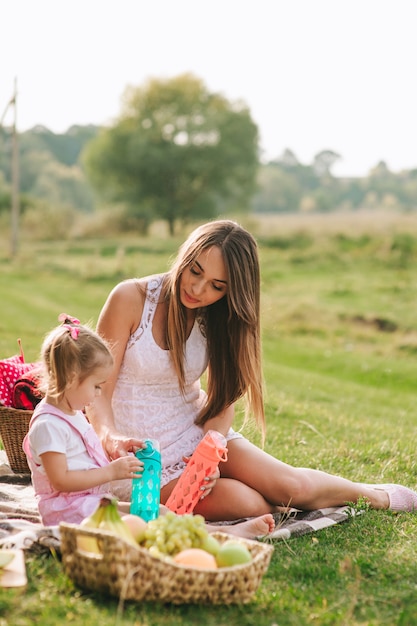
0, 339, 40, 408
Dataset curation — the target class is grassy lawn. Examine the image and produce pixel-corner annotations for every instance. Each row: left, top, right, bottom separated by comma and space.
1, 211, 417, 625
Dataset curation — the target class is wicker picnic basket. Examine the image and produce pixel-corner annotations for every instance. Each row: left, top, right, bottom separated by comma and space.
0, 406, 32, 474
59, 524, 274, 605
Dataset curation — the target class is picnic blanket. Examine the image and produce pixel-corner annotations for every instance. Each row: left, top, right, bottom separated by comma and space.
0, 452, 60, 553
0, 451, 358, 554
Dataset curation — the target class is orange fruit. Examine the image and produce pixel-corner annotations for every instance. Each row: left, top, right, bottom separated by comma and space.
173, 548, 218, 569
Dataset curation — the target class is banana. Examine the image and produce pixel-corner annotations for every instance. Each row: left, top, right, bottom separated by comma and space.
98, 498, 138, 547
77, 497, 111, 554
81, 497, 110, 528
0, 551, 15, 568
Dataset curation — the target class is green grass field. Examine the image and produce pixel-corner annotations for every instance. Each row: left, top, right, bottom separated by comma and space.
1, 211, 417, 625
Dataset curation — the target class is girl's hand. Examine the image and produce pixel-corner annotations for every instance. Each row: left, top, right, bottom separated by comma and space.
109, 455, 143, 480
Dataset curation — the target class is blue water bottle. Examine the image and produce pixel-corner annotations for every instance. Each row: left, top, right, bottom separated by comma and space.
130, 439, 161, 521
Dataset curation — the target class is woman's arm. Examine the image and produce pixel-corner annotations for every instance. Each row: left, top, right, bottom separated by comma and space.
202, 403, 235, 437
199, 400, 235, 498
86, 279, 145, 459
40, 451, 143, 492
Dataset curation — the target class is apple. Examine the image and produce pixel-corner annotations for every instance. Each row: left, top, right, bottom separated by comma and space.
121, 514, 148, 543
215, 540, 252, 567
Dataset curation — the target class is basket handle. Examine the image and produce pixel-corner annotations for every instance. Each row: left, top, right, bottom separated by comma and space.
75, 528, 104, 559
61, 524, 104, 560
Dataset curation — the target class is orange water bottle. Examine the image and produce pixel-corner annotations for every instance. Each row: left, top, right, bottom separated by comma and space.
165, 430, 228, 515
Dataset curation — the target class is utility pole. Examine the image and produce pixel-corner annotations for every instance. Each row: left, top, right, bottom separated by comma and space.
0, 78, 19, 257
10, 78, 19, 257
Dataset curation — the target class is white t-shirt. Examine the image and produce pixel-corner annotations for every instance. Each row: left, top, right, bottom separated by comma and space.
28, 411, 101, 473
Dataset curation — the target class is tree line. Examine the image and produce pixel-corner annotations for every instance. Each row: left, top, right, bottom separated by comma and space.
1, 73, 416, 237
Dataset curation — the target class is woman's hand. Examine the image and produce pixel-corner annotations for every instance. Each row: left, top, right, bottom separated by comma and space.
182, 455, 220, 500
103, 431, 145, 461
199, 466, 220, 500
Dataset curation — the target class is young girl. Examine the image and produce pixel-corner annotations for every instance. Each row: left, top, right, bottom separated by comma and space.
23, 314, 275, 538
23, 314, 142, 525
87, 219, 417, 520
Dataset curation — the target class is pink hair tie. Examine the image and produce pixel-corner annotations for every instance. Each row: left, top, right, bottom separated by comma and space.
62, 324, 80, 340
58, 313, 80, 325
58, 313, 81, 340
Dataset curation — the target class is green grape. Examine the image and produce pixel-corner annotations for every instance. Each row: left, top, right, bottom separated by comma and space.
143, 512, 210, 555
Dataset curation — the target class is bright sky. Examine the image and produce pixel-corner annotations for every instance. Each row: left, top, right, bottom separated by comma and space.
1, 0, 416, 177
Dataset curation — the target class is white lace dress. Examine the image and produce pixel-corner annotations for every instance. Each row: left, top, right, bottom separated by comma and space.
110, 275, 242, 500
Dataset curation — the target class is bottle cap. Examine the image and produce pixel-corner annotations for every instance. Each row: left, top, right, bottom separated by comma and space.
136, 439, 161, 459
144, 439, 160, 452
206, 430, 227, 448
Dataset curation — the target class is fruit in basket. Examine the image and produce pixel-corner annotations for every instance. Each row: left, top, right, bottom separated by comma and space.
215, 540, 252, 567
77, 498, 108, 553
121, 513, 148, 543
98, 498, 138, 547
142, 511, 209, 555
173, 548, 218, 569
200, 533, 221, 556
0, 551, 15, 568
77, 497, 138, 553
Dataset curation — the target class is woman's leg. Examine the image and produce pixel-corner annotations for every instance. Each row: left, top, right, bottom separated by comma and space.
163, 439, 417, 522
211, 438, 416, 513
206, 514, 276, 539
158, 504, 275, 539
116, 501, 132, 515
193, 476, 277, 520
161, 473, 279, 521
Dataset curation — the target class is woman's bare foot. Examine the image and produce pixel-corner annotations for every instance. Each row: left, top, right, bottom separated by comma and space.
217, 514, 275, 539
159, 505, 276, 539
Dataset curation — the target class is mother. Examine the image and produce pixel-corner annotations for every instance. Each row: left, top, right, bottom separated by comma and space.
87, 220, 417, 521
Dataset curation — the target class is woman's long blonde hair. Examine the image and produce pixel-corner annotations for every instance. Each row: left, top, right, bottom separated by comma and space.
165, 220, 265, 438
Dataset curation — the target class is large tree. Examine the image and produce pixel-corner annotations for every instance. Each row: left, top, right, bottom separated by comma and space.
83, 73, 259, 234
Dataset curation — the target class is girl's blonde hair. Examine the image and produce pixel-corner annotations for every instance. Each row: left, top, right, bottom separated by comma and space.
165, 220, 265, 438
41, 315, 113, 401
